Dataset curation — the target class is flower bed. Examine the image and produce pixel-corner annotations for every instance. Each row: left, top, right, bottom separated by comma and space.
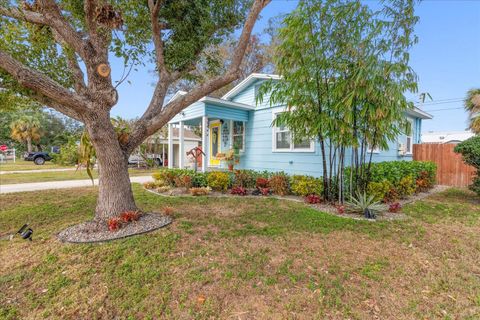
144, 161, 437, 219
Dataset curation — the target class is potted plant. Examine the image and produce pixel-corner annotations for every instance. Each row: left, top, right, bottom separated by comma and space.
217, 145, 240, 171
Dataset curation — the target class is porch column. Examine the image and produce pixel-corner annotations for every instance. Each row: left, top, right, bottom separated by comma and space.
229, 119, 233, 149
168, 123, 173, 168
179, 121, 185, 169
162, 143, 165, 167
201, 116, 208, 172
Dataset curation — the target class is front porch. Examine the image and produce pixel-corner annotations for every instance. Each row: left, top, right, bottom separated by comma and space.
167, 95, 252, 172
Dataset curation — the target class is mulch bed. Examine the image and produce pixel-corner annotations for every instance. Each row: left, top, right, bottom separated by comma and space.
57, 213, 172, 243
145, 184, 450, 222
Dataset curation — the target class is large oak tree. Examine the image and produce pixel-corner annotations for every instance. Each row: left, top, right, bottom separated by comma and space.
0, 0, 270, 221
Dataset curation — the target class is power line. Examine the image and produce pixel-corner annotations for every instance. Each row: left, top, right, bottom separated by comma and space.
425, 107, 464, 112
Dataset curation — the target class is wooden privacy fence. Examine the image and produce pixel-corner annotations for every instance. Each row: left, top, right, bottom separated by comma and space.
413, 143, 476, 187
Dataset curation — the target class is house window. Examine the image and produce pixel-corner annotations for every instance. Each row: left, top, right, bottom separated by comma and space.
272, 112, 314, 152
232, 121, 245, 151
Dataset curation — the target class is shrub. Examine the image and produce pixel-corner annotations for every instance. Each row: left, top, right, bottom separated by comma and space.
155, 186, 171, 193
388, 202, 402, 213
454, 136, 480, 196
359, 160, 437, 185
233, 170, 256, 188
152, 169, 194, 186
256, 177, 269, 188
305, 194, 321, 204
336, 204, 345, 214
260, 187, 270, 196
51, 139, 79, 166
190, 187, 211, 196
290, 175, 322, 196
120, 211, 140, 222
144, 180, 166, 189
107, 217, 122, 232
367, 180, 392, 202
384, 186, 399, 203
175, 175, 192, 190
191, 172, 208, 187
143, 181, 157, 189
397, 175, 416, 198
415, 170, 433, 192
207, 171, 230, 191
231, 186, 247, 196
269, 173, 289, 196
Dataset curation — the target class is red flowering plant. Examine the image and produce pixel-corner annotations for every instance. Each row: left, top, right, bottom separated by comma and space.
336, 204, 345, 214
256, 177, 269, 189
231, 186, 247, 196
305, 194, 321, 204
107, 217, 122, 232
260, 187, 270, 196
388, 202, 402, 213
120, 210, 141, 223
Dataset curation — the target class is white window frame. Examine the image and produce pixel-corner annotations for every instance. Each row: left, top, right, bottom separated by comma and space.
406, 118, 414, 155
231, 120, 245, 153
272, 110, 315, 153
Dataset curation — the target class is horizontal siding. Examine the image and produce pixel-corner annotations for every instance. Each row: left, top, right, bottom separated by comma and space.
170, 102, 205, 123
229, 81, 274, 109
206, 104, 249, 122
237, 107, 418, 177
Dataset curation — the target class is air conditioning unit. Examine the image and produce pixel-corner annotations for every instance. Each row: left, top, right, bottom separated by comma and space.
398, 143, 406, 155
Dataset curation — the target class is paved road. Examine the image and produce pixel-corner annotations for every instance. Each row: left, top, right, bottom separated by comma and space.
0, 168, 76, 175
0, 176, 153, 194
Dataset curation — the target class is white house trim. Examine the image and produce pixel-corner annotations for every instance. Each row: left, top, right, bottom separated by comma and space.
271, 109, 315, 153
222, 73, 281, 100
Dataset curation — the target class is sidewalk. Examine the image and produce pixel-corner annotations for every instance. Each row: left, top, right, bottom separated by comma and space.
0, 176, 152, 194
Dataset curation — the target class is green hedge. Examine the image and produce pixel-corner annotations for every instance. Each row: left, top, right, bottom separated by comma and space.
454, 136, 480, 196
151, 160, 436, 200
367, 160, 437, 185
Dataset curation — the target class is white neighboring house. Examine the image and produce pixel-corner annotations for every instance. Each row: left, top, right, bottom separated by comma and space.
129, 128, 201, 168
422, 130, 475, 144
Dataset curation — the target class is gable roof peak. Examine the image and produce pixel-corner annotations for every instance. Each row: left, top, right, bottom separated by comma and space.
222, 73, 280, 100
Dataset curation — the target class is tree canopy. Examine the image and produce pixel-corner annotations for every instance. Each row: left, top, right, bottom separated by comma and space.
257, 0, 419, 201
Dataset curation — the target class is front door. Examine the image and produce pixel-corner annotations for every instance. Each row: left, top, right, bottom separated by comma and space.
209, 122, 221, 166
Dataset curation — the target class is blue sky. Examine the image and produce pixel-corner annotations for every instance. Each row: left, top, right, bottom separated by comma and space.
110, 0, 480, 133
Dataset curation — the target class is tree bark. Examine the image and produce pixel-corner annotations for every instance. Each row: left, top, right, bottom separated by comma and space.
26, 137, 33, 153
85, 111, 137, 221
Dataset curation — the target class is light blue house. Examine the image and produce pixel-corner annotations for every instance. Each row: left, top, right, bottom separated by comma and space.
167, 73, 433, 177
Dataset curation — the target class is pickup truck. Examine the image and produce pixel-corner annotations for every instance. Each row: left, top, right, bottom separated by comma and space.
24, 152, 52, 165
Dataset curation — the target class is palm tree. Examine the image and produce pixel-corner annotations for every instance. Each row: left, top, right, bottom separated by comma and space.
10, 115, 42, 152
465, 88, 480, 134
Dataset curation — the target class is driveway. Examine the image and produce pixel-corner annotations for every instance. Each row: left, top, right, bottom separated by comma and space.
0, 176, 152, 194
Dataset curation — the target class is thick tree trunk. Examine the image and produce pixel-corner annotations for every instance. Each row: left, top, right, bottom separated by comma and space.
85, 112, 138, 221
26, 137, 32, 153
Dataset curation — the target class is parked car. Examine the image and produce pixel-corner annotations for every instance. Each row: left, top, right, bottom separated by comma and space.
24, 151, 52, 165
128, 153, 163, 167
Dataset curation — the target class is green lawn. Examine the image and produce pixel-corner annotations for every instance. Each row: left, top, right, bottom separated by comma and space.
0, 187, 479, 319
0, 168, 156, 184
0, 161, 72, 172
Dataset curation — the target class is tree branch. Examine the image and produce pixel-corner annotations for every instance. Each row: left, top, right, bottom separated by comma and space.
37, 0, 93, 62
148, 0, 169, 77
126, 0, 270, 152
0, 6, 48, 25
0, 49, 88, 113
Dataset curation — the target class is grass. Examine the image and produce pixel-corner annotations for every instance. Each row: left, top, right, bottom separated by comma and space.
0, 168, 156, 184
0, 186, 479, 319
0, 161, 71, 172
